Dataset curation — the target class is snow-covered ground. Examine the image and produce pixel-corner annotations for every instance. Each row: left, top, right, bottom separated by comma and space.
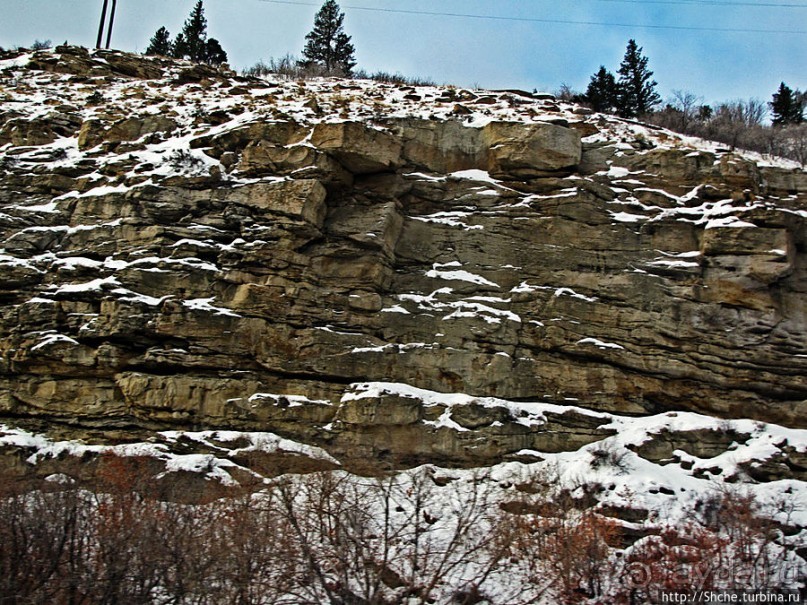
3, 378, 807, 527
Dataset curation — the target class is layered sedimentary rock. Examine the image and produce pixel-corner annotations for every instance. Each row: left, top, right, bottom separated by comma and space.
0, 47, 805, 486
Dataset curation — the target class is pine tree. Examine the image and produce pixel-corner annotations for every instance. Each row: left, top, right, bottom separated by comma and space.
146, 0, 227, 65
175, 0, 208, 63
204, 38, 228, 66
616, 39, 661, 119
771, 82, 805, 126
171, 33, 188, 60
145, 26, 172, 56
583, 66, 618, 113
301, 0, 357, 75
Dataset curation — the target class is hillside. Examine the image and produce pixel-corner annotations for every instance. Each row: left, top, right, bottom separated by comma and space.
1, 45, 806, 601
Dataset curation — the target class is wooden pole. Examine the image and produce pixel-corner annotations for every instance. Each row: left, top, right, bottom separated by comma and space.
105, 0, 117, 49
96, 0, 109, 49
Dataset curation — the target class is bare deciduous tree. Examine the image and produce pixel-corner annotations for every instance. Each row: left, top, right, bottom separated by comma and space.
1, 462, 803, 604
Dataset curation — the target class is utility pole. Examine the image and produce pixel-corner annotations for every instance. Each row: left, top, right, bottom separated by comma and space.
105, 0, 117, 49
96, 0, 110, 48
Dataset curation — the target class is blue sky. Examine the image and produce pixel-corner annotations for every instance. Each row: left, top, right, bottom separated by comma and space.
1, 0, 804, 108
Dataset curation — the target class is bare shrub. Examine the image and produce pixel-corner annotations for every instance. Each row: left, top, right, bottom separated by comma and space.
273, 468, 512, 604
617, 487, 804, 602
705, 99, 768, 151
783, 123, 807, 166
1, 460, 803, 604
503, 467, 622, 604
0, 486, 90, 604
167, 148, 206, 174
352, 69, 436, 87
242, 54, 345, 80
647, 93, 805, 164
651, 90, 705, 133
31, 40, 52, 51
554, 83, 580, 103
243, 55, 437, 86
589, 441, 633, 474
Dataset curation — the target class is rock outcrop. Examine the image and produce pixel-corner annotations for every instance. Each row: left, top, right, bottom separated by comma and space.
0, 47, 805, 488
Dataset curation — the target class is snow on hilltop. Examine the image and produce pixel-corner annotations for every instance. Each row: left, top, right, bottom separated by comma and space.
1, 45, 801, 188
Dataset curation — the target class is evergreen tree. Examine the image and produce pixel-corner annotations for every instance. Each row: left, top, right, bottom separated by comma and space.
771, 82, 804, 126
146, 0, 227, 65
616, 39, 661, 118
175, 0, 208, 63
171, 33, 188, 60
145, 26, 172, 56
583, 66, 618, 113
301, 0, 356, 75
204, 38, 228, 66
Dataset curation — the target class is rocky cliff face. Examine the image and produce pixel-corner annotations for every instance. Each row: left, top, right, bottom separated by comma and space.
0, 46, 806, 493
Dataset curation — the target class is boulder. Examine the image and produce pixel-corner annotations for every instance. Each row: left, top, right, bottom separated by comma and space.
104, 115, 177, 144
311, 122, 403, 174
394, 118, 487, 173
483, 121, 582, 177
335, 394, 423, 425
229, 179, 328, 228
77, 119, 107, 150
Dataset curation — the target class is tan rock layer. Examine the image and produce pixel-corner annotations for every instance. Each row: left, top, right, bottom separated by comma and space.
0, 49, 805, 470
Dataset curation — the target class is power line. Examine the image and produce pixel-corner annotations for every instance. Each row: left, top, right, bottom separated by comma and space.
255, 0, 807, 34
597, 0, 807, 6
669, 0, 807, 4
